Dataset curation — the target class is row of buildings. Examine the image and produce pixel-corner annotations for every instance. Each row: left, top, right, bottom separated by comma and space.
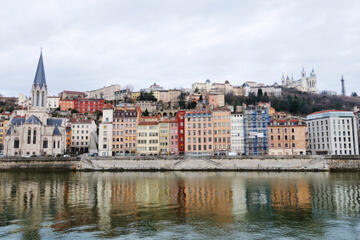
2, 53, 359, 157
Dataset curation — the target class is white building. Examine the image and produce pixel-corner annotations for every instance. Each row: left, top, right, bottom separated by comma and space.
231, 112, 244, 154
86, 84, 121, 101
282, 68, 317, 93
4, 52, 67, 157
70, 119, 97, 153
306, 110, 359, 155
98, 106, 113, 156
47, 96, 60, 110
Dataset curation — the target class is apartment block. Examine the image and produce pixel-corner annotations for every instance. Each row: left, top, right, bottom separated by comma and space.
212, 107, 231, 154
169, 118, 178, 154
268, 119, 306, 155
231, 112, 244, 154
185, 111, 213, 155
99, 105, 113, 156
159, 118, 170, 155
306, 110, 359, 155
112, 104, 140, 156
70, 119, 97, 153
137, 116, 160, 155
243, 105, 270, 155
177, 111, 185, 154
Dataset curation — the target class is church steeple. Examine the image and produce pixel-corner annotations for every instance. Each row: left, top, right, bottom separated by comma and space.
31, 51, 48, 110
33, 51, 47, 88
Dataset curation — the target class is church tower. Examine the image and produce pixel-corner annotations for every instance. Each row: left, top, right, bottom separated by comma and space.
307, 68, 317, 93
31, 51, 48, 111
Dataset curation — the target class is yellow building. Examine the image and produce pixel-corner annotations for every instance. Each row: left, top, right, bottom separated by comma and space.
130, 92, 141, 101
137, 116, 159, 155
159, 118, 170, 155
0, 117, 9, 154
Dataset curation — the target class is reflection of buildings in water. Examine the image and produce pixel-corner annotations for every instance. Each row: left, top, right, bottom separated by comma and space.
333, 183, 360, 217
97, 180, 112, 231
270, 180, 312, 210
311, 184, 337, 212
181, 178, 233, 223
111, 178, 138, 214
231, 178, 247, 220
135, 178, 171, 206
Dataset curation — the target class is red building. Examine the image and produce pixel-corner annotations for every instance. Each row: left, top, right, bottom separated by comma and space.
74, 98, 105, 113
177, 110, 185, 154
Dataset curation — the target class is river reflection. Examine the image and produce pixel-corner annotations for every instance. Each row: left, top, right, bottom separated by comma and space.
0, 171, 360, 239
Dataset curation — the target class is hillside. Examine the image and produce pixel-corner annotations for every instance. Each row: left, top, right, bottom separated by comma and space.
225, 87, 360, 116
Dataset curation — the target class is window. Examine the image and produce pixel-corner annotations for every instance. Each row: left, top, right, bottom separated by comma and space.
43, 140, 48, 148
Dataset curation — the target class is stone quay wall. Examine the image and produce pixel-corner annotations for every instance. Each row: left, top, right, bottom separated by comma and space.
1, 155, 360, 171
0, 157, 80, 170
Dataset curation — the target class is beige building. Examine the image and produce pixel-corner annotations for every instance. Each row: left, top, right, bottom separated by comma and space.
0, 116, 9, 155
268, 119, 306, 155
185, 110, 213, 155
86, 84, 121, 100
112, 104, 140, 156
137, 116, 160, 155
70, 119, 97, 153
159, 118, 170, 155
136, 101, 157, 113
212, 107, 231, 154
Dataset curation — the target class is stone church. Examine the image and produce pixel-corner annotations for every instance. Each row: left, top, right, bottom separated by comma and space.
4, 52, 67, 156
281, 68, 317, 93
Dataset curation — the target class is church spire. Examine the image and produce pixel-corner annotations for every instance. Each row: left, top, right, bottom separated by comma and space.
33, 51, 47, 89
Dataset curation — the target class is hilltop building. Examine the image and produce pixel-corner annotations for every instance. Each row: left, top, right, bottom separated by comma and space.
4, 52, 67, 156
281, 68, 317, 93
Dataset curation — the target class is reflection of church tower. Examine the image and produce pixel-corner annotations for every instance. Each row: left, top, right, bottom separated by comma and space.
31, 51, 48, 110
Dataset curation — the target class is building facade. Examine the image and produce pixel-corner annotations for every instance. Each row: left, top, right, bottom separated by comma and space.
70, 119, 97, 154
231, 112, 244, 154
306, 110, 359, 155
243, 106, 270, 155
137, 116, 160, 155
212, 108, 231, 154
86, 84, 121, 101
98, 106, 113, 156
185, 111, 213, 155
112, 104, 140, 156
268, 119, 306, 155
47, 96, 60, 110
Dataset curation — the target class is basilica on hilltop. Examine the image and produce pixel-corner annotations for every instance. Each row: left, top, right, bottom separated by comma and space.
281, 68, 317, 93
4, 52, 67, 156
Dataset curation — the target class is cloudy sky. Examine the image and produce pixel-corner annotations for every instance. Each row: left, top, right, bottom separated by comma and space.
1, 0, 359, 96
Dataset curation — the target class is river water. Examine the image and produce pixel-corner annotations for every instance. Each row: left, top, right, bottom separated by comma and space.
0, 171, 359, 239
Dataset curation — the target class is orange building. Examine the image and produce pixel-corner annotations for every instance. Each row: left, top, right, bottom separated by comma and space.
60, 99, 75, 111
65, 125, 71, 151
112, 104, 141, 156
212, 107, 231, 154
268, 118, 306, 155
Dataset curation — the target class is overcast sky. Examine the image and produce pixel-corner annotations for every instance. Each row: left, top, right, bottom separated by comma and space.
1, 0, 359, 96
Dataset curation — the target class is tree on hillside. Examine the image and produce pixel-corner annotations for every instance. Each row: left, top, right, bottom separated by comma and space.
351, 92, 358, 97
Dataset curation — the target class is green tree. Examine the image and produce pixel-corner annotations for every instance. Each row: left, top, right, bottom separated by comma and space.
143, 109, 149, 116
351, 92, 358, 97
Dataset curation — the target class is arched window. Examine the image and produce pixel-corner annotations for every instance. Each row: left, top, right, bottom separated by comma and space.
33, 128, 37, 144
43, 139, 48, 148
27, 128, 31, 144
53, 140, 56, 148
36, 91, 40, 106
14, 138, 20, 148
41, 91, 45, 107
